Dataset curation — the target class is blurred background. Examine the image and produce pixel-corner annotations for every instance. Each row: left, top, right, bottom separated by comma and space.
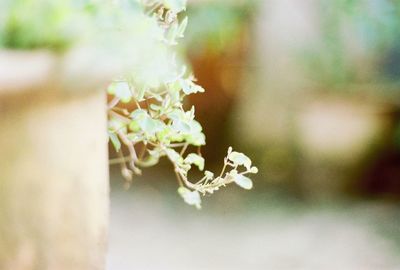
108, 0, 400, 269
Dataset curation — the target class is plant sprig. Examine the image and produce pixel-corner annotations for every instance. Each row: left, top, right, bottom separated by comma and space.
107, 0, 257, 209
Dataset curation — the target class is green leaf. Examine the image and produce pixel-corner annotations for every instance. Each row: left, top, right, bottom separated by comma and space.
186, 132, 206, 146
167, 81, 181, 93
204, 170, 214, 180
180, 79, 205, 95
129, 120, 141, 132
130, 109, 148, 119
166, 149, 183, 164
184, 153, 204, 171
232, 174, 253, 190
149, 104, 162, 112
172, 119, 191, 133
188, 119, 202, 133
142, 118, 165, 136
228, 151, 252, 170
178, 187, 201, 209
250, 166, 259, 174
191, 84, 205, 94
130, 109, 167, 137
112, 82, 133, 103
107, 83, 116, 95
108, 132, 121, 152
166, 109, 184, 121
180, 79, 192, 95
108, 117, 127, 133
126, 132, 141, 143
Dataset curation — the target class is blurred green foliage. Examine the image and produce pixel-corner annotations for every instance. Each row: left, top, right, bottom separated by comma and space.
301, 0, 400, 86
0, 0, 89, 50
184, 2, 255, 54
0, 0, 157, 52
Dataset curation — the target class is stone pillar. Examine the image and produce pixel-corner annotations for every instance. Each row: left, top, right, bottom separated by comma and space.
0, 50, 110, 270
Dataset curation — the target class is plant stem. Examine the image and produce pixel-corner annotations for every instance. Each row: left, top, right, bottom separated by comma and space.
117, 130, 141, 175
108, 97, 120, 109
109, 156, 132, 165
109, 110, 130, 124
174, 168, 184, 187
180, 143, 188, 156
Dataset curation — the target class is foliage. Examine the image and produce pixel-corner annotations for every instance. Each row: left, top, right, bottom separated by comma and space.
183, 2, 251, 54
0, 0, 87, 50
0, 0, 257, 209
300, 0, 400, 86
107, 0, 257, 209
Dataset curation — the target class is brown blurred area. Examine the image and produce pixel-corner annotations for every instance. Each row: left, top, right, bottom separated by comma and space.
187, 21, 250, 164
181, 0, 400, 200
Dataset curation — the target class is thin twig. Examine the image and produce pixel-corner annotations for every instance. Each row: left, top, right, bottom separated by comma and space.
174, 168, 184, 187
180, 143, 188, 156
109, 110, 131, 124
116, 150, 133, 188
108, 97, 120, 109
109, 155, 132, 165
111, 107, 129, 115
117, 130, 141, 175
218, 158, 228, 178
138, 143, 147, 160
168, 142, 187, 147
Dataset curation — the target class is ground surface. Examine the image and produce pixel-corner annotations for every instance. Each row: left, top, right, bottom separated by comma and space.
107, 171, 400, 270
